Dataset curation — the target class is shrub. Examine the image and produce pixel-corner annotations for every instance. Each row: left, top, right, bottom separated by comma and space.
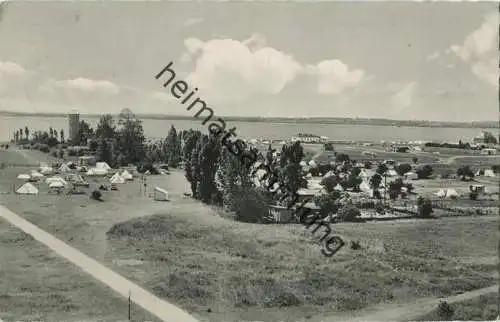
67, 149, 77, 157
469, 192, 478, 200
350, 240, 362, 250
90, 190, 102, 201
437, 301, 454, 320
375, 203, 385, 215
337, 204, 361, 222
395, 163, 412, 176
39, 145, 50, 153
416, 165, 433, 179
58, 149, 64, 158
233, 188, 273, 223
51, 151, 58, 158
4, 144, 8, 149
416, 196, 433, 218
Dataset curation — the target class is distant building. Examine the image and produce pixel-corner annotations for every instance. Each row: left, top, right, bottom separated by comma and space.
68, 113, 80, 142
481, 148, 497, 155
392, 146, 410, 153
291, 133, 328, 144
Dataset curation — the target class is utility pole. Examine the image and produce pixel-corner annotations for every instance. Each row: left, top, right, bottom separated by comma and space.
383, 171, 387, 207
128, 290, 131, 321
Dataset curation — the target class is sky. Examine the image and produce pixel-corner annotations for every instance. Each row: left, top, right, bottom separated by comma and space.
0, 1, 498, 122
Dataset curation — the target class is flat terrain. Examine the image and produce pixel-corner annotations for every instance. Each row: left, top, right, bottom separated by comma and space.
0, 147, 498, 321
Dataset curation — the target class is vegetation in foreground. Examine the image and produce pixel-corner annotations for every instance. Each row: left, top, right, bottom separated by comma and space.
415, 293, 499, 321
105, 211, 497, 315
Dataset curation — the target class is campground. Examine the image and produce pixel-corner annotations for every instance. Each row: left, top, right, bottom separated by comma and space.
0, 147, 498, 321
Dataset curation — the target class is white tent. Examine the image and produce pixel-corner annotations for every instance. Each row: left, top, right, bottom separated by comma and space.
446, 188, 458, 198
110, 173, 125, 184
46, 176, 68, 186
323, 170, 335, 178
59, 163, 72, 173
86, 168, 108, 176
144, 170, 151, 175
40, 167, 54, 175
333, 183, 344, 192
17, 174, 31, 180
49, 181, 65, 189
386, 169, 399, 177
121, 170, 133, 180
308, 160, 317, 167
435, 189, 446, 198
404, 171, 418, 180
360, 181, 372, 193
299, 161, 307, 167
16, 182, 38, 195
30, 170, 44, 178
359, 169, 371, 179
305, 173, 312, 179
96, 162, 112, 170
484, 169, 496, 177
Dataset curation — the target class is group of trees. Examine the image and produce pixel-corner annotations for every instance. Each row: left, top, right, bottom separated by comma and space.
13, 126, 65, 147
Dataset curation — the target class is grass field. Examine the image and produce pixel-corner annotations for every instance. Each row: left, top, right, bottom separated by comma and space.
0, 221, 159, 322
415, 292, 499, 321
0, 147, 498, 322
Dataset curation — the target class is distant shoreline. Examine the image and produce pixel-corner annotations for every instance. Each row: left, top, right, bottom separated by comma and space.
0, 110, 497, 129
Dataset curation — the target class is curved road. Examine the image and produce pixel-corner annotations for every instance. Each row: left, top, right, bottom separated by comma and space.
0, 205, 199, 322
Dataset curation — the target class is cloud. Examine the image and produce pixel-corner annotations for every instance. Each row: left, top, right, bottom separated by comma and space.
449, 13, 498, 87
180, 34, 367, 101
0, 60, 175, 114
305, 60, 366, 95
391, 81, 418, 113
426, 51, 440, 61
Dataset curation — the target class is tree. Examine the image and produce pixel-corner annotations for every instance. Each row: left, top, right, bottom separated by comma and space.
95, 114, 116, 140
184, 130, 202, 196
370, 173, 383, 199
416, 196, 433, 218
335, 153, 350, 163
388, 178, 404, 200
320, 175, 340, 193
115, 110, 145, 165
416, 164, 433, 179
337, 204, 361, 222
457, 165, 474, 181
376, 163, 388, 175
60, 129, 65, 144
24, 126, 29, 140
165, 125, 181, 167
196, 135, 221, 204
76, 120, 94, 146
97, 139, 113, 165
484, 132, 498, 145
412, 157, 418, 164
19, 128, 23, 140
395, 163, 412, 176
324, 142, 334, 151
312, 191, 342, 220
277, 142, 307, 206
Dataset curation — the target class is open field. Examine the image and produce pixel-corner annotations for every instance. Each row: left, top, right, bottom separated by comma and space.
1, 148, 498, 322
0, 220, 159, 321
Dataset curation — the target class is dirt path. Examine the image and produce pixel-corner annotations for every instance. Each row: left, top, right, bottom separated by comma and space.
0, 204, 199, 322
309, 285, 498, 322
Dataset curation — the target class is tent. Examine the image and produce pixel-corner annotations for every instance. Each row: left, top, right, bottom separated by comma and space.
333, 183, 344, 192
359, 181, 372, 193
49, 181, 65, 189
299, 161, 307, 167
96, 162, 112, 170
386, 169, 399, 177
59, 163, 72, 173
305, 173, 313, 179
121, 170, 133, 180
404, 172, 418, 180
40, 167, 54, 175
17, 174, 31, 180
16, 182, 38, 195
484, 169, 496, 177
86, 168, 108, 176
446, 188, 458, 198
308, 160, 317, 167
46, 176, 68, 186
435, 189, 446, 198
30, 170, 44, 178
110, 173, 125, 184
323, 170, 335, 178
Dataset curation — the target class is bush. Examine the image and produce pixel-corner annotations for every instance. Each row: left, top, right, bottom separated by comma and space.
51, 151, 58, 158
4, 144, 8, 149
469, 192, 478, 200
233, 188, 273, 223
437, 301, 454, 320
90, 190, 102, 201
39, 145, 50, 153
337, 204, 361, 222
416, 165, 433, 179
416, 196, 433, 218
395, 163, 412, 176
67, 149, 77, 157
58, 149, 64, 158
375, 203, 385, 215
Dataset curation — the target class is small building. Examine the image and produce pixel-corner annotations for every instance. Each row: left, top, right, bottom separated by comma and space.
469, 184, 485, 194
481, 148, 497, 156
392, 146, 410, 153
268, 205, 295, 223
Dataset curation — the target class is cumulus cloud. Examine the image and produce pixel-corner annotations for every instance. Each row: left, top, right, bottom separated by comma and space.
449, 13, 498, 87
180, 34, 367, 101
51, 78, 120, 95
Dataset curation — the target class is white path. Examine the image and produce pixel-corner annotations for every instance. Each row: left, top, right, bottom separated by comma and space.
0, 205, 199, 322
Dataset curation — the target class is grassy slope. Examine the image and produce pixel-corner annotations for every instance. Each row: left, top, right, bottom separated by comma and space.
415, 292, 499, 321
0, 221, 159, 322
